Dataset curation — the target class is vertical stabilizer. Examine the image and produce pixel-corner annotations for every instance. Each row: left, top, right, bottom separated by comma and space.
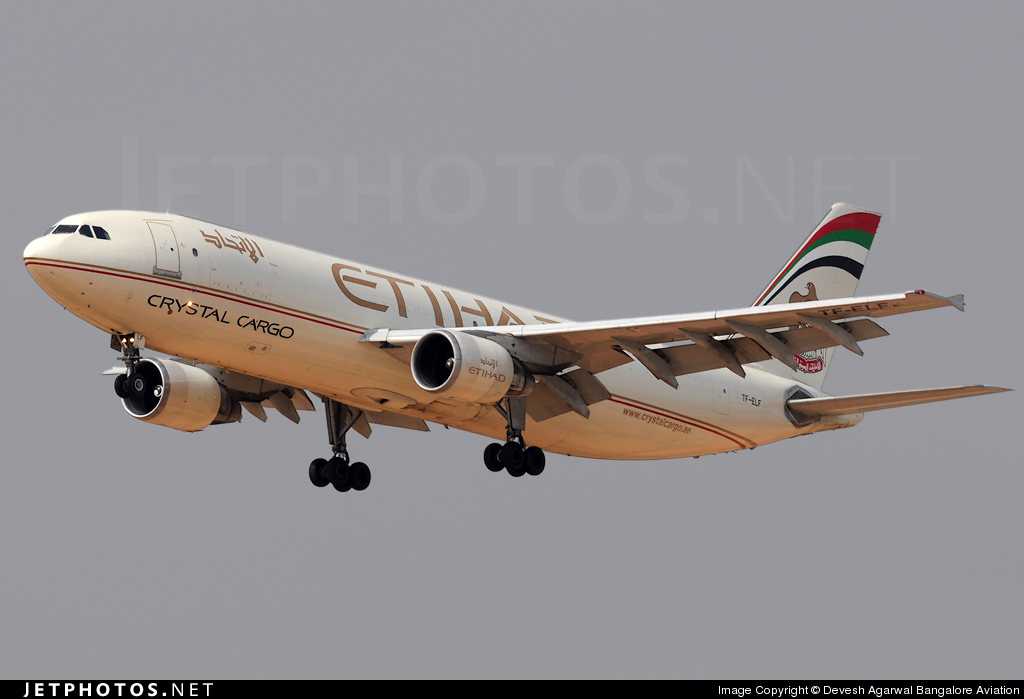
752, 203, 881, 390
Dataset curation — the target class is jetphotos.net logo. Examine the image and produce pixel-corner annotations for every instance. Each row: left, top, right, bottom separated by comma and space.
119, 138, 920, 228
20, 682, 212, 698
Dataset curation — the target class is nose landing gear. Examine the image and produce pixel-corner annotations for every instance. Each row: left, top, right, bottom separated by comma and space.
111, 332, 146, 399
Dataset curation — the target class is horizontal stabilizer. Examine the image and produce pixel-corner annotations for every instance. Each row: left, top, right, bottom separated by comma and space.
788, 385, 1009, 417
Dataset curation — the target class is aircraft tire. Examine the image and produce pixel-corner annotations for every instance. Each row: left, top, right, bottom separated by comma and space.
524, 447, 546, 476
113, 373, 129, 399
484, 443, 503, 472
499, 441, 524, 468
501, 442, 526, 477
349, 462, 371, 491
327, 456, 350, 491
127, 371, 147, 398
309, 458, 330, 488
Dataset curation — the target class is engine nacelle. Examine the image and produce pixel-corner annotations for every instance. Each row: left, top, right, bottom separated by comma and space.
410, 329, 533, 404
121, 358, 241, 432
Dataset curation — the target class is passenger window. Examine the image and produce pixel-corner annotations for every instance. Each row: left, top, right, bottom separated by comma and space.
53, 225, 77, 234
93, 226, 111, 240
79, 225, 94, 238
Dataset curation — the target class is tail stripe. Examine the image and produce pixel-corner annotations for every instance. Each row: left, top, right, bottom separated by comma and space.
754, 211, 880, 306
760, 255, 865, 305
750, 203, 882, 391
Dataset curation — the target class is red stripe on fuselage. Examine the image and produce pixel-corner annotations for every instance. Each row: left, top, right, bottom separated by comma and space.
608, 396, 753, 450
24, 259, 366, 335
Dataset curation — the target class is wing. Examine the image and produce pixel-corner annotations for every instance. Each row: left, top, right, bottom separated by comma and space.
364, 289, 958, 379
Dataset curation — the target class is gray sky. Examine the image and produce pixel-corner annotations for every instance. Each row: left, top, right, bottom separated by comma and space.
2, 2, 1021, 679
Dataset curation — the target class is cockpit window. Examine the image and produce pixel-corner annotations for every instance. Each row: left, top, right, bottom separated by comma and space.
48, 223, 111, 239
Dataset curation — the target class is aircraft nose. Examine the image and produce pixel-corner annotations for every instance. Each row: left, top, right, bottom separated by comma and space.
23, 235, 52, 261
24, 233, 67, 287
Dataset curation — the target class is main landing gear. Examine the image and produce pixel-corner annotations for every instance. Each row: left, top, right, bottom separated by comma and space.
309, 398, 372, 493
484, 397, 546, 477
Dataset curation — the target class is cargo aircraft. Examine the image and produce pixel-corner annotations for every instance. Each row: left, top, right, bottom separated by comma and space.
23, 203, 1008, 492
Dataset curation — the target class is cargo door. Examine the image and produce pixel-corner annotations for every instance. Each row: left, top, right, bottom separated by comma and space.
147, 221, 181, 279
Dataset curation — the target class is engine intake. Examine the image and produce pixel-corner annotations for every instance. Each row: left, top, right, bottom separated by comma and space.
122, 358, 241, 432
410, 330, 533, 404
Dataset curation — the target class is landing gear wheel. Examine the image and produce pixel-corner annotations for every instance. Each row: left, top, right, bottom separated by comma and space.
524, 446, 546, 476
484, 443, 504, 472
313, 398, 374, 493
328, 456, 350, 491
113, 373, 129, 399
309, 458, 330, 488
127, 372, 147, 398
349, 462, 371, 491
501, 441, 526, 477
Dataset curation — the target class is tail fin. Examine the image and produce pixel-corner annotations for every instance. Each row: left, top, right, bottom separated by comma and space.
752, 203, 882, 390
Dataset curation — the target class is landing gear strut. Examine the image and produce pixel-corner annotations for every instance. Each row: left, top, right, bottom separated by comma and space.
309, 398, 372, 493
112, 333, 145, 399
484, 396, 546, 477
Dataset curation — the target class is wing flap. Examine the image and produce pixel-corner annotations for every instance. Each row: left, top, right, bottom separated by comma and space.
364, 410, 430, 432
654, 319, 888, 378
526, 369, 610, 422
576, 345, 634, 374
526, 380, 576, 422
788, 385, 1010, 417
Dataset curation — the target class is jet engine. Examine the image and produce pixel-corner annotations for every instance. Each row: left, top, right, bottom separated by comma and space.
410, 329, 533, 404
119, 358, 241, 432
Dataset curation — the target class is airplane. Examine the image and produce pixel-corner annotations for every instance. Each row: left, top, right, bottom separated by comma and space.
23, 202, 1008, 493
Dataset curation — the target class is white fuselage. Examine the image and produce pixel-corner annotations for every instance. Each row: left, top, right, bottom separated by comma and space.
24, 211, 860, 460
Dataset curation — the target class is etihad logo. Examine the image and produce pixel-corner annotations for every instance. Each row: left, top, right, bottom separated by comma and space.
331, 262, 558, 327
201, 229, 265, 264
469, 366, 506, 382
794, 350, 825, 373
469, 356, 506, 381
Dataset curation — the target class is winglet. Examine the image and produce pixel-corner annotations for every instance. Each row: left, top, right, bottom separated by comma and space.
912, 290, 965, 311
